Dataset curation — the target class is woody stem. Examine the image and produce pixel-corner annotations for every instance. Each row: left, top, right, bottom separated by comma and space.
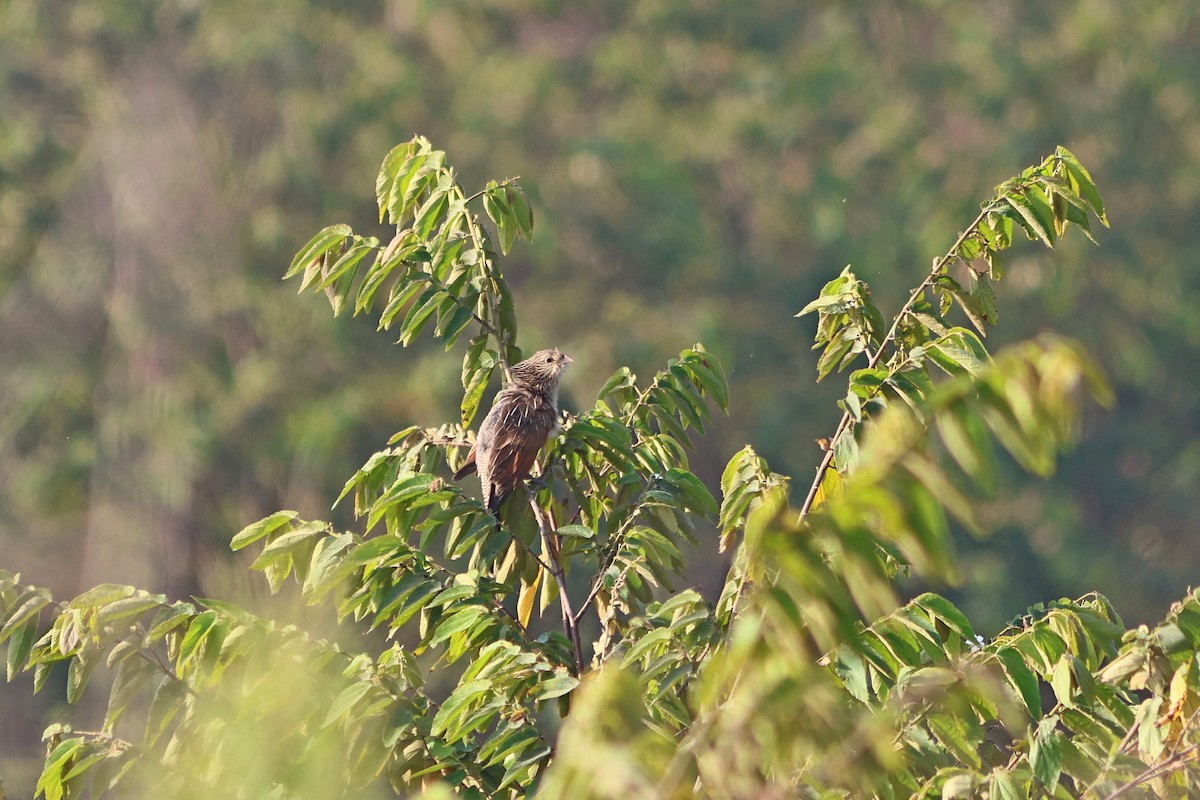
528, 492, 584, 675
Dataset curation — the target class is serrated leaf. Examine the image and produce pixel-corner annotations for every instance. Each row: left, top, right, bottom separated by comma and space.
1006, 195, 1054, 248
1030, 717, 1062, 790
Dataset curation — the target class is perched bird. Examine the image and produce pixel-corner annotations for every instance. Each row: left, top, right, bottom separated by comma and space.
454, 348, 573, 513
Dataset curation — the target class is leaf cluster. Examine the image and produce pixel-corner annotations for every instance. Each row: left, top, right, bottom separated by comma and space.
9, 141, 1200, 800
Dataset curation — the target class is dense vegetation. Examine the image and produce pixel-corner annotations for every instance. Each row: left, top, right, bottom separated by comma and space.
4, 2, 1200, 796
4, 138, 1200, 798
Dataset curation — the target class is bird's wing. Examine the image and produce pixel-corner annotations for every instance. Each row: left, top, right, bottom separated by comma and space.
478, 390, 556, 511
483, 428, 544, 511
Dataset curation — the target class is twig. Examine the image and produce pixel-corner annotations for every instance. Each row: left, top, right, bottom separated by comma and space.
463, 176, 520, 206
573, 502, 646, 625
527, 490, 584, 675
1097, 745, 1200, 800
456, 183, 515, 383
1086, 702, 1200, 799
796, 207, 990, 525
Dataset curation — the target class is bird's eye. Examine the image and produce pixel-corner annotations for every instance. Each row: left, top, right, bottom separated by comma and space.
545, 356, 554, 363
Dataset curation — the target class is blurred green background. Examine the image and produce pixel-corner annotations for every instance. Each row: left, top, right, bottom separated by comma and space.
2, 0, 1199, 789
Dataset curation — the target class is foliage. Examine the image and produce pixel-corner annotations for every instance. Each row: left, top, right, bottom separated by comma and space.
4, 139, 1200, 799
7, 13, 1200, 744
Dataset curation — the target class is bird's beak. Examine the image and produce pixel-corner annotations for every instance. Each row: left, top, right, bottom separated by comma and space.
561, 354, 574, 365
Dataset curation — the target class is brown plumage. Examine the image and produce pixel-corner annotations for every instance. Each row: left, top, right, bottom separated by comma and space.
453, 348, 573, 513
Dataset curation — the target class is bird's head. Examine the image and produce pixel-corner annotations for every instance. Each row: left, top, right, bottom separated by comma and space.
511, 348, 573, 393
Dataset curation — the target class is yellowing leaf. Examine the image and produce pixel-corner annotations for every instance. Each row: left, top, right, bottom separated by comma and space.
517, 569, 542, 628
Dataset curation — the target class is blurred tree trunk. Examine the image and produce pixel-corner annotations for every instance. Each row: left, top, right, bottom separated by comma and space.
80, 53, 227, 598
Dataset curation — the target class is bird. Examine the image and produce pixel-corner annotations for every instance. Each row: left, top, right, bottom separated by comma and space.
453, 348, 573, 513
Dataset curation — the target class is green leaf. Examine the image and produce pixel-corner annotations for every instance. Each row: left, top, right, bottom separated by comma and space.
1050, 656, 1074, 708
663, 468, 718, 517
480, 725, 543, 768
285, 224, 352, 280
0, 589, 51, 643
322, 681, 373, 728
508, 186, 534, 239
535, 674, 579, 700
378, 272, 428, 331
231, 510, 299, 551
375, 142, 412, 222
36, 737, 83, 800
145, 675, 187, 745
414, 191, 450, 240
796, 293, 847, 317
484, 189, 516, 254
178, 610, 218, 669
431, 678, 491, 737
1056, 146, 1107, 226
996, 646, 1042, 717
66, 653, 94, 704
1006, 194, 1054, 248
7, 617, 37, 680
428, 606, 486, 646
437, 302, 475, 347
94, 595, 163, 627
554, 525, 595, 539
928, 329, 988, 376
146, 604, 196, 643
461, 362, 494, 428
915, 593, 975, 640
367, 473, 437, 530
940, 771, 978, 799
597, 366, 636, 401
1030, 717, 1063, 790
988, 769, 1023, 800
318, 237, 376, 290
686, 355, 729, 413
497, 743, 552, 791
249, 521, 326, 571
397, 287, 445, 346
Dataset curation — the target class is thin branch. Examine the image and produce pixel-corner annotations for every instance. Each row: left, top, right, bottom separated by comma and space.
796, 207, 990, 525
573, 501, 646, 625
456, 183, 514, 383
527, 490, 584, 675
1085, 702, 1200, 799
1097, 745, 1200, 800
463, 176, 521, 206
505, 519, 554, 575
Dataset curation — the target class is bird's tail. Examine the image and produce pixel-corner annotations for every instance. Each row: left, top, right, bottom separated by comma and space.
452, 446, 478, 480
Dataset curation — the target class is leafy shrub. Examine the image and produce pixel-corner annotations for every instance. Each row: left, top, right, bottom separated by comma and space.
5, 138, 1198, 800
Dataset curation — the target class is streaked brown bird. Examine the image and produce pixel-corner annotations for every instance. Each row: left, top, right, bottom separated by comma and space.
453, 348, 573, 513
